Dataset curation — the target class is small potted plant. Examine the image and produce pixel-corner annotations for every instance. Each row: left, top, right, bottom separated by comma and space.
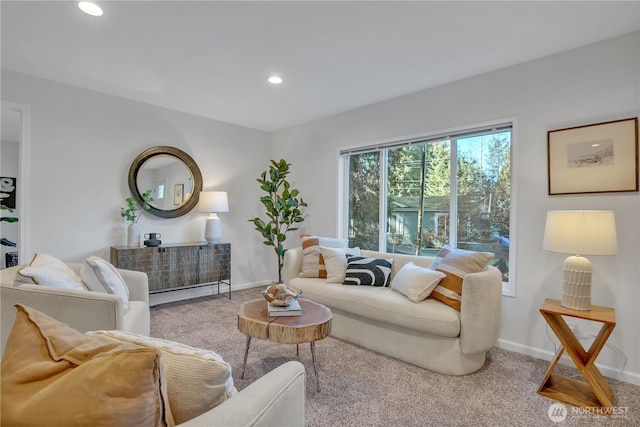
121, 190, 154, 247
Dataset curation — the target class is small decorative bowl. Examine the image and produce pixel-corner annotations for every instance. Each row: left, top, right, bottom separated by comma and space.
262, 285, 302, 307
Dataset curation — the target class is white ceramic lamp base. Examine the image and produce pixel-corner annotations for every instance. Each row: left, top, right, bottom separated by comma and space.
561, 255, 592, 311
204, 213, 222, 244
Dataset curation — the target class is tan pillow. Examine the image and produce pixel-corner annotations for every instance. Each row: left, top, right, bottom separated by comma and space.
430, 247, 494, 311
299, 235, 348, 278
88, 330, 237, 425
0, 304, 173, 427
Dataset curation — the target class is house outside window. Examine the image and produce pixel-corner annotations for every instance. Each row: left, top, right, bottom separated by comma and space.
341, 122, 513, 293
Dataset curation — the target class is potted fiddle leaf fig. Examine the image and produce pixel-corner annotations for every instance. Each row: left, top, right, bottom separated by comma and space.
248, 159, 307, 283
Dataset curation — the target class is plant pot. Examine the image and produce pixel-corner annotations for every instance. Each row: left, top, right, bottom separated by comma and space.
127, 223, 141, 247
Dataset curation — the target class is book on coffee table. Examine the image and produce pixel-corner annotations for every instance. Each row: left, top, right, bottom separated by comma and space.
268, 299, 302, 317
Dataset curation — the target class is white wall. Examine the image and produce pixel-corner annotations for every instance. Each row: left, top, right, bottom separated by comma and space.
1, 70, 278, 287
271, 32, 640, 384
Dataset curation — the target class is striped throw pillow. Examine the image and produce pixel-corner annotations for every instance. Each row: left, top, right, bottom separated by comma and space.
299, 235, 349, 278
431, 247, 494, 311
343, 256, 393, 287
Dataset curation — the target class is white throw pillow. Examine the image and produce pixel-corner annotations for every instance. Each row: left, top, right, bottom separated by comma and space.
299, 235, 349, 278
17, 253, 85, 290
87, 330, 237, 425
391, 262, 446, 303
320, 246, 361, 283
81, 256, 130, 312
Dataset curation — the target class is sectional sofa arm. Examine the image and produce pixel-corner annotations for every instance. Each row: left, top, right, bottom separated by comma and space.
459, 265, 503, 354
116, 268, 149, 304
283, 248, 303, 286
178, 361, 306, 427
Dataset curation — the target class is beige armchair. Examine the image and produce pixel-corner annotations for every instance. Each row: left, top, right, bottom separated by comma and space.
1, 262, 150, 356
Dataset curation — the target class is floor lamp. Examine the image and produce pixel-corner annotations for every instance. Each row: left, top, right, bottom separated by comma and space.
199, 191, 229, 244
542, 210, 618, 310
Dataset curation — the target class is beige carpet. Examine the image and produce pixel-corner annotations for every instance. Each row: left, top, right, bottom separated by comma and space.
150, 289, 639, 426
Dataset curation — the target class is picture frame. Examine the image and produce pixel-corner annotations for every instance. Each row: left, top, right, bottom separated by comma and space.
547, 117, 638, 195
174, 184, 184, 205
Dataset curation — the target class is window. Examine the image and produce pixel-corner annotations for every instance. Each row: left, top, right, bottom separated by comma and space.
341, 123, 513, 292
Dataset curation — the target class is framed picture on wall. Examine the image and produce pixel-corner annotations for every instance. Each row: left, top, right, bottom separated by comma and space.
174, 184, 184, 205
0, 177, 17, 209
548, 117, 638, 195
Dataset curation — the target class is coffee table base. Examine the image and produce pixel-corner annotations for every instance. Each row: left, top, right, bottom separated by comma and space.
241, 336, 323, 392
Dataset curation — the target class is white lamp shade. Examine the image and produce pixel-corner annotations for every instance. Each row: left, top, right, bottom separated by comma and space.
198, 191, 229, 213
542, 210, 617, 256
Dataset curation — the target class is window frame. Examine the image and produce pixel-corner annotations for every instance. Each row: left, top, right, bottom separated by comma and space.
338, 118, 517, 297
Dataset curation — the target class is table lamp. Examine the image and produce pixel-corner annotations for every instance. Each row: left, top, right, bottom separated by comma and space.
198, 191, 229, 244
542, 210, 617, 310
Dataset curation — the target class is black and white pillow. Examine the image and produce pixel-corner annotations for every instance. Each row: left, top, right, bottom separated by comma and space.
343, 256, 393, 287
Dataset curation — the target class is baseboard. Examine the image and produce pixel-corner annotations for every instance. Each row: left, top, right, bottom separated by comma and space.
496, 338, 640, 386
149, 281, 269, 306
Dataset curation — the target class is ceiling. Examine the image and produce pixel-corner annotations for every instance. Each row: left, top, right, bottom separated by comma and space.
1, 1, 639, 132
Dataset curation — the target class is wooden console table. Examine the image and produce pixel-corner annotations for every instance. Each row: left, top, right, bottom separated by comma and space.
111, 242, 231, 298
538, 298, 616, 414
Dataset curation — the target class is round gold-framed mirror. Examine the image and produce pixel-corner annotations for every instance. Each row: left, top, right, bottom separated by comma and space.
128, 146, 203, 219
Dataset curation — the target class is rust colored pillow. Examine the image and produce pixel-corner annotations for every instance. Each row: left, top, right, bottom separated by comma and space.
430, 247, 494, 311
0, 304, 174, 427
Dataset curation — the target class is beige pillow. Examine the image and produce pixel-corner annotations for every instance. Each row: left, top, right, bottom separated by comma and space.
17, 253, 85, 290
299, 235, 348, 278
320, 246, 361, 283
391, 262, 446, 303
430, 247, 494, 311
81, 255, 130, 312
88, 330, 237, 425
1, 304, 173, 427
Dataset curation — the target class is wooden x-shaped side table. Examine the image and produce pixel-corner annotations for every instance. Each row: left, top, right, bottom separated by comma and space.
538, 298, 616, 415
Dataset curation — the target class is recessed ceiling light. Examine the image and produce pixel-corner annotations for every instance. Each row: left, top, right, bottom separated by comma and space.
78, 2, 103, 17
268, 76, 283, 85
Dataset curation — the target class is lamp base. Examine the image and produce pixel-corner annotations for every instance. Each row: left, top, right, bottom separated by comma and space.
561, 255, 592, 311
204, 213, 222, 244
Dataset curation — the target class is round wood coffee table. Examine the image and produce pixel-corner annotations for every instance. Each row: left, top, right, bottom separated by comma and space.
238, 298, 332, 391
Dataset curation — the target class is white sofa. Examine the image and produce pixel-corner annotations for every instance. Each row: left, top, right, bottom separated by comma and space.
1, 262, 150, 356
283, 248, 502, 375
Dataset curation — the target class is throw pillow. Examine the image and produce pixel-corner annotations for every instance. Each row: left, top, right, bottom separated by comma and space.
17, 253, 85, 290
299, 235, 348, 278
428, 245, 455, 271
391, 262, 446, 303
320, 246, 361, 283
81, 256, 130, 312
343, 256, 393, 287
431, 247, 494, 311
88, 330, 237, 425
1, 304, 173, 427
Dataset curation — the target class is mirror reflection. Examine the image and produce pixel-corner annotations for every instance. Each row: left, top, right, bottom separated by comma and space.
136, 155, 194, 211
128, 146, 203, 219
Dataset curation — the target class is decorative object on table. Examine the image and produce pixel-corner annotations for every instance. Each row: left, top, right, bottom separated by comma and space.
262, 283, 302, 307
248, 159, 307, 283
121, 189, 155, 247
547, 117, 638, 195
143, 233, 162, 247
542, 210, 618, 310
268, 298, 302, 317
198, 191, 229, 244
